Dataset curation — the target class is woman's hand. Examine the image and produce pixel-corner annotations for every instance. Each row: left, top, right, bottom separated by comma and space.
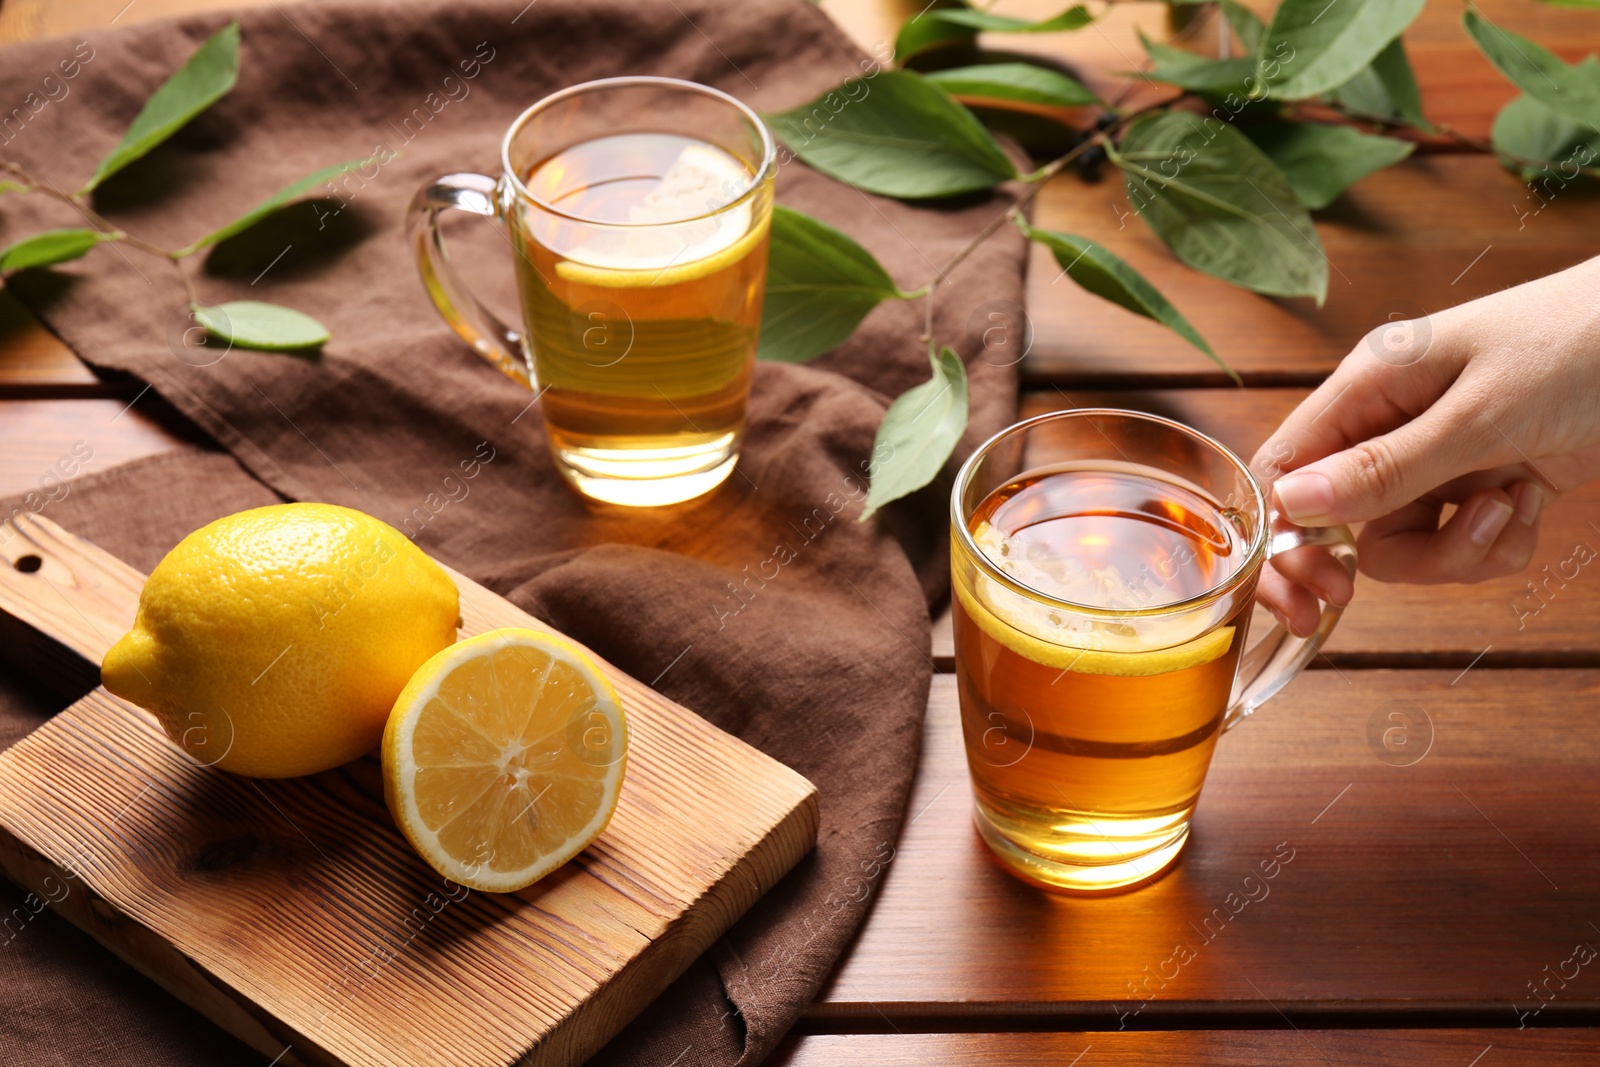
1253, 255, 1600, 636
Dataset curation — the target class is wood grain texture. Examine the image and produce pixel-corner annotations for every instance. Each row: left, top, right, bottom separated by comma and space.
773, 1030, 1600, 1066
0, 514, 819, 1067
0, 398, 192, 496
0, 0, 273, 43
813, 671, 1600, 1022
0, 290, 109, 397
0, 509, 149, 696
1020, 156, 1600, 385
930, 388, 1600, 667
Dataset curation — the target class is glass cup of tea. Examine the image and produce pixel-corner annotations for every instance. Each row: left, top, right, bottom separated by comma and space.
950, 409, 1357, 892
407, 77, 776, 507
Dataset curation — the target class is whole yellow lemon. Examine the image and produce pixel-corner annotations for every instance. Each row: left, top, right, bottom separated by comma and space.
101, 503, 460, 778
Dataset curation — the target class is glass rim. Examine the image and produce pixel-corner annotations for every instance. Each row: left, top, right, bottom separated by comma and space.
498, 75, 777, 228
950, 408, 1270, 618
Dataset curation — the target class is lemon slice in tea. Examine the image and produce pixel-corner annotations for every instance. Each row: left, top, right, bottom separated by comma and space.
554, 219, 766, 289
553, 141, 763, 289
383, 628, 627, 892
958, 521, 1235, 678
954, 576, 1234, 677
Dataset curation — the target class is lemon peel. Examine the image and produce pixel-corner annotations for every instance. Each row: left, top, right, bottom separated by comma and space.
953, 574, 1234, 677
100, 503, 459, 778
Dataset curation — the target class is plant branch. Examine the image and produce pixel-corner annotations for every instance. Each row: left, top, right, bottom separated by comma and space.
1, 157, 204, 291
918, 94, 1180, 345
1314, 101, 1600, 180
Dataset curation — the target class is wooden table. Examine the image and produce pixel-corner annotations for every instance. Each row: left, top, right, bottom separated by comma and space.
6, 1, 1600, 1064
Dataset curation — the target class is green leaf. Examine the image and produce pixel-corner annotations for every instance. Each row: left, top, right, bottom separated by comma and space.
765, 70, 1018, 199
1259, 0, 1425, 100
82, 21, 241, 193
192, 300, 329, 350
924, 63, 1098, 108
1141, 34, 1256, 93
894, 11, 976, 61
1330, 37, 1427, 127
174, 158, 370, 257
1017, 220, 1230, 378
0, 180, 28, 197
1464, 8, 1600, 130
758, 205, 910, 364
1244, 122, 1414, 210
934, 4, 1093, 34
860, 346, 969, 521
1220, 0, 1264, 54
0, 228, 114, 270
1491, 63, 1600, 180
1112, 110, 1328, 302
893, 3, 1094, 60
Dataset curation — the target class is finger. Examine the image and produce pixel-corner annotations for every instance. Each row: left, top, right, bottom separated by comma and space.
1357, 486, 1516, 583
1460, 481, 1544, 583
1268, 543, 1355, 606
1354, 496, 1444, 582
1271, 393, 1501, 527
1250, 317, 1461, 482
1430, 463, 1553, 503
1256, 562, 1322, 638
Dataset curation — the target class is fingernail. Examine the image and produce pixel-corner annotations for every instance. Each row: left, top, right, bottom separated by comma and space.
1305, 582, 1350, 608
1274, 471, 1335, 524
1469, 497, 1515, 545
1514, 482, 1543, 526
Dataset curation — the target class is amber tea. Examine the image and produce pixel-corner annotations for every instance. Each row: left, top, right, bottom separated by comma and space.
953, 410, 1356, 893
409, 77, 775, 507
513, 132, 772, 506
953, 463, 1257, 891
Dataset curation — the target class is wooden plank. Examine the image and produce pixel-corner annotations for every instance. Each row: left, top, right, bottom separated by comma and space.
812, 670, 1600, 1022
1020, 156, 1600, 385
0, 505, 149, 698
0, 514, 818, 1067
817, 2, 1600, 385
0, 398, 193, 497
0, 290, 110, 398
931, 388, 1600, 666
774, 1030, 1600, 1066
0, 0, 271, 42
1395, 0, 1600, 142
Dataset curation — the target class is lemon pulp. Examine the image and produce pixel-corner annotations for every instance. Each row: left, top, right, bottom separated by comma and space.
383, 628, 627, 893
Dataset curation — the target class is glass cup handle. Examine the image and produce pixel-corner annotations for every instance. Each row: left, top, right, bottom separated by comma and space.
405, 173, 533, 389
1222, 512, 1358, 731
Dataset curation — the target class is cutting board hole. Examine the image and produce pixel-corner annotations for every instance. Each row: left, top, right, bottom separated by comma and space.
13, 554, 41, 574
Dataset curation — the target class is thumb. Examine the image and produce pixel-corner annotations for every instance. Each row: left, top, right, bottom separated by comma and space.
1271, 406, 1486, 526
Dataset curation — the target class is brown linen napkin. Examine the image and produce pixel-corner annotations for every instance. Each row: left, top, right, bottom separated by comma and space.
0, 1, 1025, 1063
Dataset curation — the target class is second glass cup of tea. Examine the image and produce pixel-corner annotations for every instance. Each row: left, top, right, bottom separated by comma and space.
951, 410, 1356, 892
408, 77, 776, 506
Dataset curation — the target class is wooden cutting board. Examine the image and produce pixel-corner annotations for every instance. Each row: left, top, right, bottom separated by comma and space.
0, 513, 819, 1067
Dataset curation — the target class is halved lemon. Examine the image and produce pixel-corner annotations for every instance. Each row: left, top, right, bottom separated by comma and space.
953, 574, 1234, 678
382, 628, 628, 893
